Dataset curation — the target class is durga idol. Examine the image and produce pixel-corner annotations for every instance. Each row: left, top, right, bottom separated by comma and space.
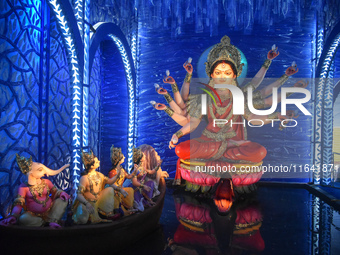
152, 36, 304, 213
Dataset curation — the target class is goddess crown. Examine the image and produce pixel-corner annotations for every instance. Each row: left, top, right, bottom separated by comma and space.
16, 154, 32, 174
205, 35, 244, 77
81, 149, 95, 169
133, 147, 143, 164
110, 145, 122, 166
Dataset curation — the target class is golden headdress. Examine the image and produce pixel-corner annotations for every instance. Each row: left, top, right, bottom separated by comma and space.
133, 147, 143, 164
81, 149, 95, 169
16, 154, 32, 174
205, 35, 244, 77
110, 145, 122, 166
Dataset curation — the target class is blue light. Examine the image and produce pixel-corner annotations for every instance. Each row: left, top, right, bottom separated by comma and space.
312, 196, 320, 254
314, 32, 340, 185
317, 28, 324, 65
83, 0, 90, 148
48, 0, 82, 198
320, 35, 340, 78
74, 0, 84, 37
109, 34, 135, 172
131, 33, 137, 66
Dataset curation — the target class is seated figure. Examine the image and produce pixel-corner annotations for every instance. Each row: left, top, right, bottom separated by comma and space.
152, 36, 305, 212
139, 144, 169, 198
108, 145, 137, 214
128, 147, 161, 209
72, 149, 128, 224
0, 154, 70, 228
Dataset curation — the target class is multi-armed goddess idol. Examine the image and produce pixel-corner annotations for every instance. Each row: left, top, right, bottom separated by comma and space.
152, 36, 305, 212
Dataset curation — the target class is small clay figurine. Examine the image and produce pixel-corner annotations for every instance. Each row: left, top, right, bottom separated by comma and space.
72, 149, 128, 224
139, 144, 169, 198
0, 154, 70, 228
108, 145, 138, 214
129, 146, 166, 209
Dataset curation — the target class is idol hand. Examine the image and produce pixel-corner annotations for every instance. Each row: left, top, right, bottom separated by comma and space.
0, 216, 17, 226
183, 62, 193, 73
156, 87, 168, 95
60, 192, 70, 201
121, 189, 128, 198
293, 80, 308, 88
86, 203, 95, 214
267, 47, 279, 60
163, 76, 175, 84
143, 185, 151, 192
285, 66, 298, 76
154, 103, 166, 110
169, 134, 178, 149
278, 110, 299, 121
161, 171, 169, 178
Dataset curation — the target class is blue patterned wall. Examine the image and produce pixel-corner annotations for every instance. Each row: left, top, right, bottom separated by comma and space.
0, 0, 43, 217
0, 0, 72, 217
100, 40, 129, 175
89, 48, 101, 157
46, 15, 72, 191
90, 0, 340, 38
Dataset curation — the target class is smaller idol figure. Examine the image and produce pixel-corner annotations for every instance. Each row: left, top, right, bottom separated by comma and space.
108, 145, 137, 214
129, 147, 161, 208
0, 154, 70, 228
72, 149, 128, 224
139, 144, 169, 198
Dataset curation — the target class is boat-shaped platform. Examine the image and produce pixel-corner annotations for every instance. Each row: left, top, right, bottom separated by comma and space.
0, 178, 166, 254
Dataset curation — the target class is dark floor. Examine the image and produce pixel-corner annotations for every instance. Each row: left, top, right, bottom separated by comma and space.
319, 185, 340, 199
0, 185, 339, 255
118, 185, 340, 255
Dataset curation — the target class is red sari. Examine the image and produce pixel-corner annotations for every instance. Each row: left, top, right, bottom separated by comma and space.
174, 95, 265, 187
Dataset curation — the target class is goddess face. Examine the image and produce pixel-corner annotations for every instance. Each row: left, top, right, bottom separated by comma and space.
210, 62, 236, 84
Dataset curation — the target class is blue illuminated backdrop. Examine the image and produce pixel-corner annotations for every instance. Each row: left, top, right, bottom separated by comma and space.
100, 40, 128, 174
135, 19, 316, 179
88, 49, 101, 157
1, 0, 340, 219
